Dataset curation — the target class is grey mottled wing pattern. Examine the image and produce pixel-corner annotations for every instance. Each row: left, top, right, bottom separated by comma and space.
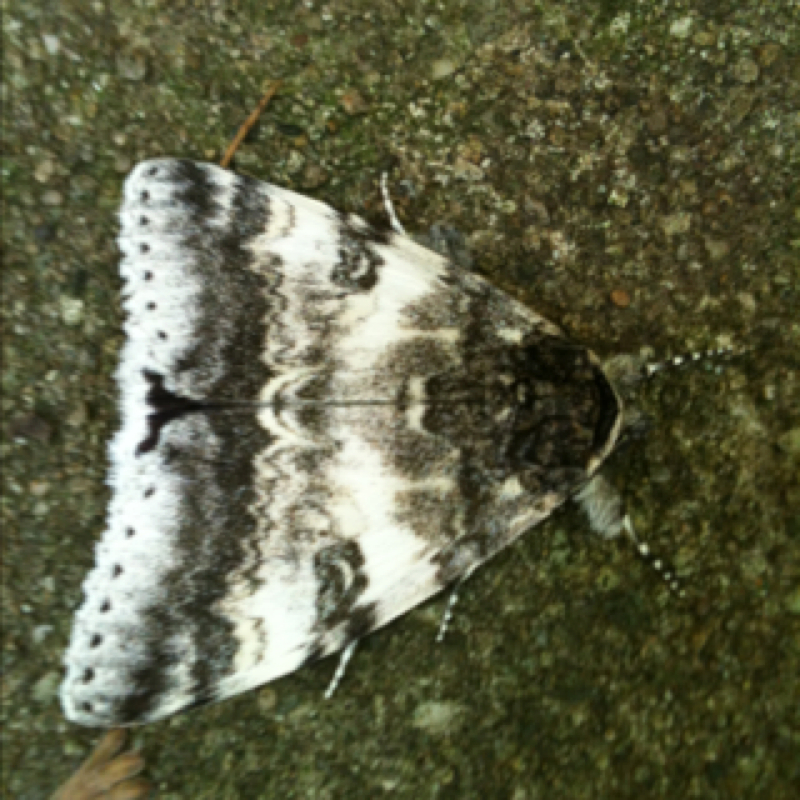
61, 159, 622, 726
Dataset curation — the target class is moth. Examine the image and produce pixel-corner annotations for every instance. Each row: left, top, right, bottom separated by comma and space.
61, 158, 718, 727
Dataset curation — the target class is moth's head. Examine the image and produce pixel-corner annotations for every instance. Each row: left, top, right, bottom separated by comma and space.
597, 344, 748, 461
583, 349, 628, 477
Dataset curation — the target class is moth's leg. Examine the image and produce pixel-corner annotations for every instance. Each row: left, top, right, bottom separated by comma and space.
641, 344, 746, 378
575, 474, 683, 596
436, 565, 479, 643
380, 173, 407, 235
324, 639, 358, 699
50, 729, 151, 800
575, 473, 626, 540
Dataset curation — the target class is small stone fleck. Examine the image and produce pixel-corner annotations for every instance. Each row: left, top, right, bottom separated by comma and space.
34, 159, 54, 183
704, 237, 730, 261
340, 89, 368, 115
661, 211, 692, 237
786, 586, 800, 615
30, 481, 50, 497
453, 157, 484, 181
610, 289, 631, 308
285, 150, 305, 174
693, 30, 717, 47
733, 58, 760, 84
758, 43, 782, 68
608, 188, 629, 208
737, 292, 756, 313
669, 17, 693, 39
66, 403, 88, 427
114, 153, 132, 174
257, 687, 277, 712
63, 740, 84, 758
116, 51, 148, 82
60, 296, 84, 326
609, 13, 630, 36
300, 163, 328, 190
525, 198, 550, 224
33, 671, 61, 704
33, 625, 54, 644
777, 428, 800, 461
412, 702, 464, 735
42, 190, 63, 206
41, 34, 59, 55
431, 59, 457, 80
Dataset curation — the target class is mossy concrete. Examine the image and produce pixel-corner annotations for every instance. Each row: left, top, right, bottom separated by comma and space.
3, 1, 798, 798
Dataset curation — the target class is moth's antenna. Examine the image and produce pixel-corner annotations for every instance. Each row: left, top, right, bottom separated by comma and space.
380, 173, 408, 235
605, 343, 750, 392
641, 344, 748, 379
622, 515, 684, 598
220, 80, 282, 169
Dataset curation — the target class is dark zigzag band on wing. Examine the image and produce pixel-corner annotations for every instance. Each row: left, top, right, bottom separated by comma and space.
61, 160, 622, 727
